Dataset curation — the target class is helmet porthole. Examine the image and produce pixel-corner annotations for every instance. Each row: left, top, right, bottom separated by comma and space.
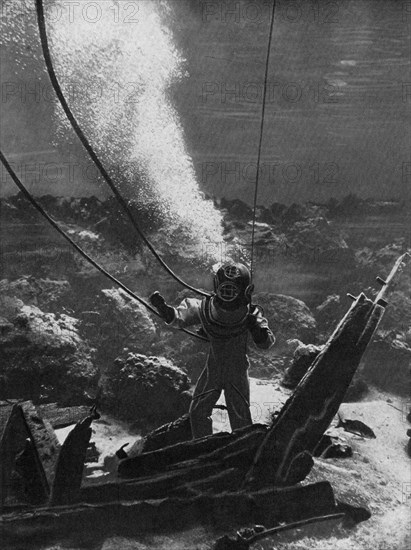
223, 265, 241, 280
216, 282, 240, 302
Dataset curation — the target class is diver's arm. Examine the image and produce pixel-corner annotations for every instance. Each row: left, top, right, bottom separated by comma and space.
248, 306, 275, 349
171, 297, 202, 328
150, 293, 201, 328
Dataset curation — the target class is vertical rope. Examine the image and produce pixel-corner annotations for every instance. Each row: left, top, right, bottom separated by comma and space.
250, 1, 277, 280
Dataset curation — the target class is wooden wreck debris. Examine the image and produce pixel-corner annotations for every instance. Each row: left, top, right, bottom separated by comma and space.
0, 404, 26, 507
214, 512, 347, 550
38, 403, 90, 429
1, 481, 338, 545
0, 401, 60, 508
50, 405, 100, 506
19, 401, 60, 490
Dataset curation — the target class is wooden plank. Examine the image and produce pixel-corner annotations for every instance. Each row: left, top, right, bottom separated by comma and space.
38, 404, 90, 429
0, 482, 337, 546
20, 401, 60, 491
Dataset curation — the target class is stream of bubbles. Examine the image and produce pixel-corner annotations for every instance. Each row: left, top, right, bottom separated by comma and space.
47, 0, 225, 261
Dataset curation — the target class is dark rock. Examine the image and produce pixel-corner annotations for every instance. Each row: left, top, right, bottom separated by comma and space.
100, 352, 191, 430
281, 203, 308, 226
248, 351, 285, 379
315, 294, 345, 333
270, 202, 288, 221
282, 343, 323, 388
360, 332, 411, 396
378, 291, 411, 334
314, 435, 352, 459
220, 198, 253, 220
0, 296, 98, 405
0, 277, 71, 313
326, 193, 372, 218
286, 217, 354, 266
87, 288, 157, 372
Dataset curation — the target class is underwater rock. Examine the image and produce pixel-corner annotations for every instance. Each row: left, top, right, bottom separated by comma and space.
88, 288, 157, 370
282, 343, 324, 388
360, 332, 411, 396
313, 434, 352, 459
248, 350, 285, 378
315, 294, 346, 333
282, 341, 369, 402
220, 198, 253, 220
254, 293, 318, 351
377, 291, 411, 334
100, 352, 191, 430
286, 217, 354, 266
0, 276, 71, 313
0, 295, 98, 404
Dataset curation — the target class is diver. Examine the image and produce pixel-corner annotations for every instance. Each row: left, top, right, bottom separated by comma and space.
150, 263, 275, 439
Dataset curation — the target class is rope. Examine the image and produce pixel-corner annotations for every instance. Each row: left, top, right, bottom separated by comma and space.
35, 0, 211, 298
250, 0, 277, 280
0, 150, 208, 342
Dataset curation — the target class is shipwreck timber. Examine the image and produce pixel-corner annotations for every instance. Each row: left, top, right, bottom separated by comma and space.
0, 254, 409, 545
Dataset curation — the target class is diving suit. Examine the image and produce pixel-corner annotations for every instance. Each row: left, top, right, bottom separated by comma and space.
150, 263, 275, 439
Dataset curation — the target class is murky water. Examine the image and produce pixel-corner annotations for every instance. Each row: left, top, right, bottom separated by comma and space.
169, 0, 411, 205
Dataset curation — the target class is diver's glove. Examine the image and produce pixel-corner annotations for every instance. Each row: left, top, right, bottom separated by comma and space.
247, 305, 264, 330
149, 291, 175, 324
247, 305, 273, 345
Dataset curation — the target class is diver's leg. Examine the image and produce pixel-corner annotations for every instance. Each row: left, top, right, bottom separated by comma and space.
189, 368, 221, 439
225, 371, 252, 431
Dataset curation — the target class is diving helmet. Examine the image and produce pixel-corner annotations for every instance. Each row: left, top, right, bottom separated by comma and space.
213, 263, 254, 309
